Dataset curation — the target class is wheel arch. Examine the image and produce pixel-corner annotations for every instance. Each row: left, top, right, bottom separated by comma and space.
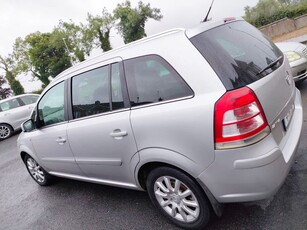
19, 144, 41, 166
0, 122, 14, 131
135, 148, 223, 217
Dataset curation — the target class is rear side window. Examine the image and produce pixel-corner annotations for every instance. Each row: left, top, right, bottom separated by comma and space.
20, 95, 39, 105
124, 55, 193, 106
71, 63, 126, 119
72, 66, 110, 119
190, 21, 283, 90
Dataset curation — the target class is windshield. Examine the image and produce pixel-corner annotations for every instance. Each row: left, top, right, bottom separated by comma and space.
190, 21, 283, 90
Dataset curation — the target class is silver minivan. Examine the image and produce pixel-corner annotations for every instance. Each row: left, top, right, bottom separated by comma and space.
18, 19, 302, 229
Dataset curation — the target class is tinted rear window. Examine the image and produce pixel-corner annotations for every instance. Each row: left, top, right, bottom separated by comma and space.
124, 55, 193, 106
190, 21, 283, 90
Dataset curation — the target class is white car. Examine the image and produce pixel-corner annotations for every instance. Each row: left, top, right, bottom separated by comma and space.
275, 41, 307, 84
0, 94, 39, 140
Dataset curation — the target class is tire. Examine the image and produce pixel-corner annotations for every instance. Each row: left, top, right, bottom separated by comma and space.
0, 124, 13, 140
146, 167, 211, 230
24, 155, 53, 186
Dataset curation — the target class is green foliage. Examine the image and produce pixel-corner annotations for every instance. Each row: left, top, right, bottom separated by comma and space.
84, 8, 114, 52
11, 79, 24, 95
0, 55, 25, 95
0, 76, 12, 99
8, 0, 163, 93
54, 20, 91, 62
24, 32, 72, 86
114, 0, 163, 44
245, 0, 307, 27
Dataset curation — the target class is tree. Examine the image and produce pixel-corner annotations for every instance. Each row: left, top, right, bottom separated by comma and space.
114, 0, 163, 44
0, 54, 25, 95
54, 20, 91, 62
0, 76, 12, 99
22, 32, 72, 86
83, 8, 115, 52
10, 80, 24, 95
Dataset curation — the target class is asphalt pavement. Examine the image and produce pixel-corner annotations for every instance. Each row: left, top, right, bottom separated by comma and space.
1, 83, 307, 230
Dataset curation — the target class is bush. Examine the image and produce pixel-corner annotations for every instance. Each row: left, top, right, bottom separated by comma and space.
247, 3, 307, 27
11, 80, 25, 95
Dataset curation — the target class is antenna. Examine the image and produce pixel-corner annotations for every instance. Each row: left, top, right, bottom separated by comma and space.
202, 0, 215, 22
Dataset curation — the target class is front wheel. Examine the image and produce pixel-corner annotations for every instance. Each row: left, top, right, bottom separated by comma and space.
146, 167, 211, 230
24, 155, 53, 186
0, 124, 13, 140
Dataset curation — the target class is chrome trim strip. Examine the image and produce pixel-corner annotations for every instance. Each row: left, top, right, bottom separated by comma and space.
130, 95, 194, 110
42, 157, 76, 163
48, 172, 140, 189
69, 108, 130, 123
75, 158, 122, 166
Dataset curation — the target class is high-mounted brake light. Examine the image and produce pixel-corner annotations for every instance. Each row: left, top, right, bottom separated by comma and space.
224, 17, 236, 23
214, 87, 270, 150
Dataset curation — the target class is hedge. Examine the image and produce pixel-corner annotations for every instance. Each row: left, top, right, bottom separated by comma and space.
248, 3, 307, 27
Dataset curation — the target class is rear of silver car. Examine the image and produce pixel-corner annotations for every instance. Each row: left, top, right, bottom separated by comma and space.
187, 19, 302, 203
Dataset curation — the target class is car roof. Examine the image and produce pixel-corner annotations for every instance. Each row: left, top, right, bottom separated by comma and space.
46, 18, 243, 92
0, 94, 39, 103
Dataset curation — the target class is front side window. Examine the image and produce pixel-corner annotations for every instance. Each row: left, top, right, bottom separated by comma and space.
124, 55, 193, 106
72, 66, 110, 119
37, 82, 65, 127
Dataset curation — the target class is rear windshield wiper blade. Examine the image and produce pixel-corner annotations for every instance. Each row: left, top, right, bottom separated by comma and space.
256, 56, 283, 76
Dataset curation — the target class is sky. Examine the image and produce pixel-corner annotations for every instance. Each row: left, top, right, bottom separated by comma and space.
0, 0, 258, 92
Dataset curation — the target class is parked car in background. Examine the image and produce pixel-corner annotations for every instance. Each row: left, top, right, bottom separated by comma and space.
0, 94, 39, 140
275, 41, 307, 84
18, 19, 302, 229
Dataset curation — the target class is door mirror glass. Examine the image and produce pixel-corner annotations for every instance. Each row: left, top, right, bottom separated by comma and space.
22, 119, 35, 132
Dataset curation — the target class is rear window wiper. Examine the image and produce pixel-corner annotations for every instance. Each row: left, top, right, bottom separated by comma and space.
256, 56, 283, 76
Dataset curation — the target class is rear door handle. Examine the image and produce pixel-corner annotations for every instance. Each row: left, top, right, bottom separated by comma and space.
56, 137, 66, 145
110, 129, 128, 140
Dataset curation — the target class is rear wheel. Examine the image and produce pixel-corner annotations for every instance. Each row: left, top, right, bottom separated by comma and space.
146, 167, 211, 229
0, 124, 13, 140
24, 155, 53, 186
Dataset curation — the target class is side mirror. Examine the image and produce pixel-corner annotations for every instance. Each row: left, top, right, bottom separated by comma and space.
21, 119, 35, 132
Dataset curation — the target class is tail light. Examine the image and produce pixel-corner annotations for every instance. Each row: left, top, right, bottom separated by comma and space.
214, 87, 270, 150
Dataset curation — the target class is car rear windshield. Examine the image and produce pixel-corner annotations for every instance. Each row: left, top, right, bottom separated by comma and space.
190, 21, 283, 90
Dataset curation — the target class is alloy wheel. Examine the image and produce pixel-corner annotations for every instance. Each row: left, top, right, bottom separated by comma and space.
154, 176, 200, 223
26, 158, 45, 183
0, 125, 11, 139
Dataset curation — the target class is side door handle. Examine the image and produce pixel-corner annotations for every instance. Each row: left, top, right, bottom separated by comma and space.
110, 129, 128, 140
56, 137, 66, 145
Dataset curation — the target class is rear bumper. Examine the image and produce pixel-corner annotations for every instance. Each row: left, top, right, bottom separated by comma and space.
197, 89, 303, 203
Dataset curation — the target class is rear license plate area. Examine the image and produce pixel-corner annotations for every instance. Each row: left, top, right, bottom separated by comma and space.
282, 104, 295, 131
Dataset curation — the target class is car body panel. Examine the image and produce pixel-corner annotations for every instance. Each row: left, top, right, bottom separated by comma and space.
29, 123, 83, 175
197, 88, 302, 202
67, 110, 139, 184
